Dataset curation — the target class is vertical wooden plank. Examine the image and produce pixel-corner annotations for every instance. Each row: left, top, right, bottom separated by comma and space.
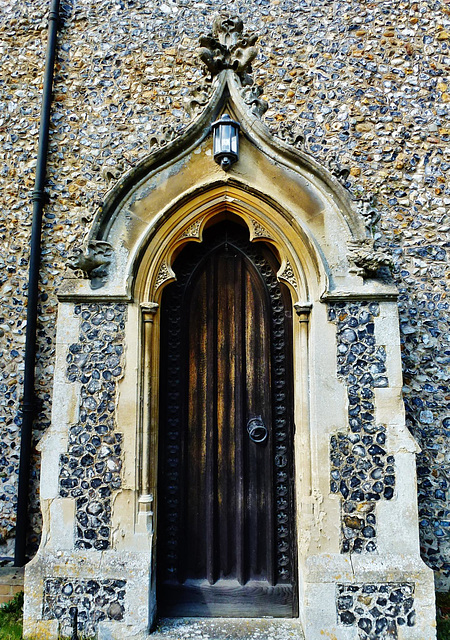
205, 255, 217, 585
217, 249, 237, 579
244, 265, 257, 579
158, 223, 296, 616
244, 262, 275, 584
234, 253, 245, 585
187, 267, 208, 579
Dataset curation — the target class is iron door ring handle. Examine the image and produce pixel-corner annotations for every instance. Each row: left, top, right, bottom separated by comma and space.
247, 417, 268, 443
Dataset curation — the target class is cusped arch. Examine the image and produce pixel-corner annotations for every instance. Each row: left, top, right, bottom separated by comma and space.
134, 182, 324, 307
71, 71, 372, 303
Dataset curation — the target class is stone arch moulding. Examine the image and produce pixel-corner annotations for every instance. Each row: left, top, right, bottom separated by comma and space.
24, 69, 436, 640
134, 184, 312, 306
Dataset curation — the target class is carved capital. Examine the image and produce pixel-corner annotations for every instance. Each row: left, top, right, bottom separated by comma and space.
294, 303, 312, 323
138, 493, 154, 513
140, 302, 159, 321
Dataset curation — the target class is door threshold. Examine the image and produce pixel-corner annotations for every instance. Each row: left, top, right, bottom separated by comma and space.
150, 617, 304, 639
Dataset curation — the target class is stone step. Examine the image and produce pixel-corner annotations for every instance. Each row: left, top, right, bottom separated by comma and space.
150, 618, 305, 640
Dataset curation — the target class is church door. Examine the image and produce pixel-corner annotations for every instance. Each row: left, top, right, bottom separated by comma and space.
157, 221, 296, 617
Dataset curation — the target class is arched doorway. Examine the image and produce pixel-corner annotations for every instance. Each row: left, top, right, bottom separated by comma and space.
157, 220, 297, 617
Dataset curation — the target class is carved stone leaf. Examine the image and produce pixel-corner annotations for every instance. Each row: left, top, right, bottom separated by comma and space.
277, 259, 299, 293
197, 13, 259, 79
240, 84, 268, 118
248, 217, 273, 240
154, 261, 174, 292
179, 218, 203, 240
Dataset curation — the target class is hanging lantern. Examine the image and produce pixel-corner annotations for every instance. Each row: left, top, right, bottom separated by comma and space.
211, 114, 240, 171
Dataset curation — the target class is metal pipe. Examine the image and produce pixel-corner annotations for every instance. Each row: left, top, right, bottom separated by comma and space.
70, 606, 79, 640
14, 0, 61, 567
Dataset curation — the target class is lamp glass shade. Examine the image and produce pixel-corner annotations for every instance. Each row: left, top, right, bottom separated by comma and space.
212, 114, 240, 169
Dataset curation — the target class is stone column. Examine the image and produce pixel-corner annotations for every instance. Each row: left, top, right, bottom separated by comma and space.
294, 303, 312, 507
139, 302, 159, 519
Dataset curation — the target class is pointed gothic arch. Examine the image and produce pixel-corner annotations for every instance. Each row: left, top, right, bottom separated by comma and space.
24, 68, 435, 640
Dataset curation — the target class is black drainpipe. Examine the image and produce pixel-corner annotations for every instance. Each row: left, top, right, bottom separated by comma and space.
14, 0, 61, 567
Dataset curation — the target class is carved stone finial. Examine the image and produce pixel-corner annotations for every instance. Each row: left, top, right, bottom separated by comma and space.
347, 239, 393, 278
67, 240, 114, 287
197, 13, 258, 80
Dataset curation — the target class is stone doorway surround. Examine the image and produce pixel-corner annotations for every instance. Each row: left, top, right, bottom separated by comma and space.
23, 57, 436, 640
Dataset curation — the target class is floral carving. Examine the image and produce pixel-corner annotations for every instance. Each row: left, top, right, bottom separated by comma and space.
248, 217, 273, 240
179, 218, 203, 240
184, 80, 212, 117
188, 15, 268, 121
154, 261, 174, 292
149, 123, 179, 149
274, 122, 305, 148
197, 14, 258, 80
277, 259, 299, 293
240, 84, 268, 118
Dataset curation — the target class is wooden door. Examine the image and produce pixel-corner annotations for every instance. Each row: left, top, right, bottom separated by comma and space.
157, 221, 296, 617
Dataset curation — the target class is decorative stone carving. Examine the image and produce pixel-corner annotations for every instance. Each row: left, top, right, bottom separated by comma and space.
348, 239, 394, 278
274, 122, 305, 148
277, 259, 299, 294
248, 217, 273, 240
149, 123, 178, 149
154, 261, 174, 292
184, 80, 212, 117
185, 14, 268, 123
348, 193, 393, 278
101, 164, 124, 183
67, 240, 114, 288
357, 193, 381, 237
240, 84, 268, 118
197, 14, 258, 80
178, 218, 203, 240
328, 154, 350, 183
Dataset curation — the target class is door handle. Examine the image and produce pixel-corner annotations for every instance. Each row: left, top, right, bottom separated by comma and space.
247, 417, 268, 443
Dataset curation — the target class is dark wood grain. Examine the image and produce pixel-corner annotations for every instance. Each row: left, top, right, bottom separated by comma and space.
157, 221, 296, 617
